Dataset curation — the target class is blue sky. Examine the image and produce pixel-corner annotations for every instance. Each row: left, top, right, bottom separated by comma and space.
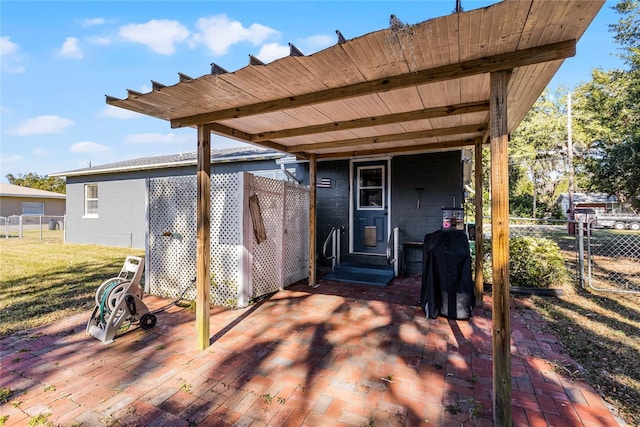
0, 1, 626, 181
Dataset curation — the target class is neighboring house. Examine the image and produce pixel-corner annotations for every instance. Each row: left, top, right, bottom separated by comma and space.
557, 192, 622, 216
0, 183, 65, 217
51, 147, 306, 249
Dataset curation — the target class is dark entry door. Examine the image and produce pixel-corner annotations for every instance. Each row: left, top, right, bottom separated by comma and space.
352, 160, 388, 254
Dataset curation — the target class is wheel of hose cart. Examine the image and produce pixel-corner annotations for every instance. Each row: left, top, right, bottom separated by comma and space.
140, 313, 157, 330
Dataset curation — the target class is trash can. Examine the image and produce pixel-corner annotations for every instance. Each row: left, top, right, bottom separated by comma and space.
48, 219, 60, 230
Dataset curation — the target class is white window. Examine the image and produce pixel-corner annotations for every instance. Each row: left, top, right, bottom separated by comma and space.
22, 202, 44, 215
84, 184, 98, 217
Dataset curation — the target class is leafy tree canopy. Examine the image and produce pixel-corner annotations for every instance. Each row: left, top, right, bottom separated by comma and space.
572, 0, 640, 211
509, 88, 571, 218
5, 173, 66, 194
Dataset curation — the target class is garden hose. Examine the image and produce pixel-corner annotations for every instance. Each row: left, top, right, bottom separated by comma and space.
98, 280, 123, 324
151, 278, 196, 314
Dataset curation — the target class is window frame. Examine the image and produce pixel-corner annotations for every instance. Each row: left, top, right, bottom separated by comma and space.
84, 183, 99, 218
22, 201, 45, 216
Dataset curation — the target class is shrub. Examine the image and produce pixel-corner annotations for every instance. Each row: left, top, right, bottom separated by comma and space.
480, 236, 568, 288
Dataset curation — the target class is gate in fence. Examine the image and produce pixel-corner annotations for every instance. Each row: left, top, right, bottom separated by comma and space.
577, 221, 640, 294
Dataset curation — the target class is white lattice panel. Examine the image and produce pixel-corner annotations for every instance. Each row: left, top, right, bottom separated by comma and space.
148, 174, 242, 308
148, 172, 309, 309
283, 182, 310, 285
251, 176, 284, 296
210, 173, 243, 307
148, 176, 197, 300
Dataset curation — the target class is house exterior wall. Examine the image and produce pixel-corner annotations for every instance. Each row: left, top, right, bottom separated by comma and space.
315, 151, 463, 274
0, 196, 65, 217
66, 177, 148, 248
64, 160, 305, 249
390, 151, 463, 274
315, 160, 351, 264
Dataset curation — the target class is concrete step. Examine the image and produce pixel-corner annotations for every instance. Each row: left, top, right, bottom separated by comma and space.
322, 262, 394, 286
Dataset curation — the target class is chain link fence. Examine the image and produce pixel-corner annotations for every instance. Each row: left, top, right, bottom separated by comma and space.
479, 217, 639, 294
581, 222, 640, 294
0, 215, 66, 243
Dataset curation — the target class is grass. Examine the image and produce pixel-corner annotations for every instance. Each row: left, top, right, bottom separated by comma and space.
0, 239, 143, 337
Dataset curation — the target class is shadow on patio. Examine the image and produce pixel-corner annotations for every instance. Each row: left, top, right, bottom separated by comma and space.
0, 275, 621, 426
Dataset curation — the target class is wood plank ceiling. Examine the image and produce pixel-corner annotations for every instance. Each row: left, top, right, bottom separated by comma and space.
107, 0, 604, 160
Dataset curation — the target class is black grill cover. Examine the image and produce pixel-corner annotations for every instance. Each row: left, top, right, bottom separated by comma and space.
420, 230, 474, 319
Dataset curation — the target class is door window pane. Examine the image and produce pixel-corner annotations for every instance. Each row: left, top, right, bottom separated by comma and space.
358, 166, 384, 209
359, 168, 382, 187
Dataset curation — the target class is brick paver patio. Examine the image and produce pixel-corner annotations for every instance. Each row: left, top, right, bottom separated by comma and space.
0, 275, 623, 426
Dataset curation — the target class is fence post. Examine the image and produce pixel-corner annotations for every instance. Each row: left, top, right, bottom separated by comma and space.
586, 221, 592, 289
39, 216, 43, 241
19, 215, 23, 239
577, 217, 585, 289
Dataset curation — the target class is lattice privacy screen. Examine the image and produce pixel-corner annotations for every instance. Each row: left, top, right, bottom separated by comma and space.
148, 173, 309, 308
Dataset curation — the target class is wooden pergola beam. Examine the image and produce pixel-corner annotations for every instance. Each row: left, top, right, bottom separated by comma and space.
170, 39, 575, 129
252, 100, 490, 142
490, 70, 512, 425
196, 124, 212, 351
308, 154, 317, 287
205, 123, 308, 159
315, 138, 476, 159
290, 123, 487, 153
474, 136, 484, 307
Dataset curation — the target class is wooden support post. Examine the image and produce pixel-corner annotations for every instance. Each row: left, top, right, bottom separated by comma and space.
308, 154, 317, 286
474, 136, 484, 307
196, 124, 211, 350
490, 70, 512, 426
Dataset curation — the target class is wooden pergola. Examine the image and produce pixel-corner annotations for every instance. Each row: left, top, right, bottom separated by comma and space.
107, 1, 604, 424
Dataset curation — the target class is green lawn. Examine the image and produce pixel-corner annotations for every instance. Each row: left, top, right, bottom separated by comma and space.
0, 239, 144, 337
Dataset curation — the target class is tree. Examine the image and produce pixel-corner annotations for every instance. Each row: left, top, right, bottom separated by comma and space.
573, 0, 640, 211
5, 173, 66, 194
509, 88, 571, 218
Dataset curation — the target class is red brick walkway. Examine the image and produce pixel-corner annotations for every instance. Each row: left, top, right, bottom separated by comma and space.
0, 276, 623, 426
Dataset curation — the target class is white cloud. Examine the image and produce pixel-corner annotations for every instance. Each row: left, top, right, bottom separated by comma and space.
98, 105, 142, 120
119, 19, 189, 55
32, 148, 49, 156
192, 14, 278, 56
9, 115, 74, 135
81, 17, 106, 27
300, 34, 334, 52
59, 37, 83, 59
0, 154, 22, 164
256, 43, 289, 63
1, 36, 26, 73
70, 141, 111, 153
87, 36, 111, 46
125, 132, 191, 144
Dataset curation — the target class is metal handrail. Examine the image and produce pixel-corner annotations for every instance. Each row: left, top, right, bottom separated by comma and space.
322, 226, 343, 270
387, 226, 399, 265
322, 227, 339, 260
